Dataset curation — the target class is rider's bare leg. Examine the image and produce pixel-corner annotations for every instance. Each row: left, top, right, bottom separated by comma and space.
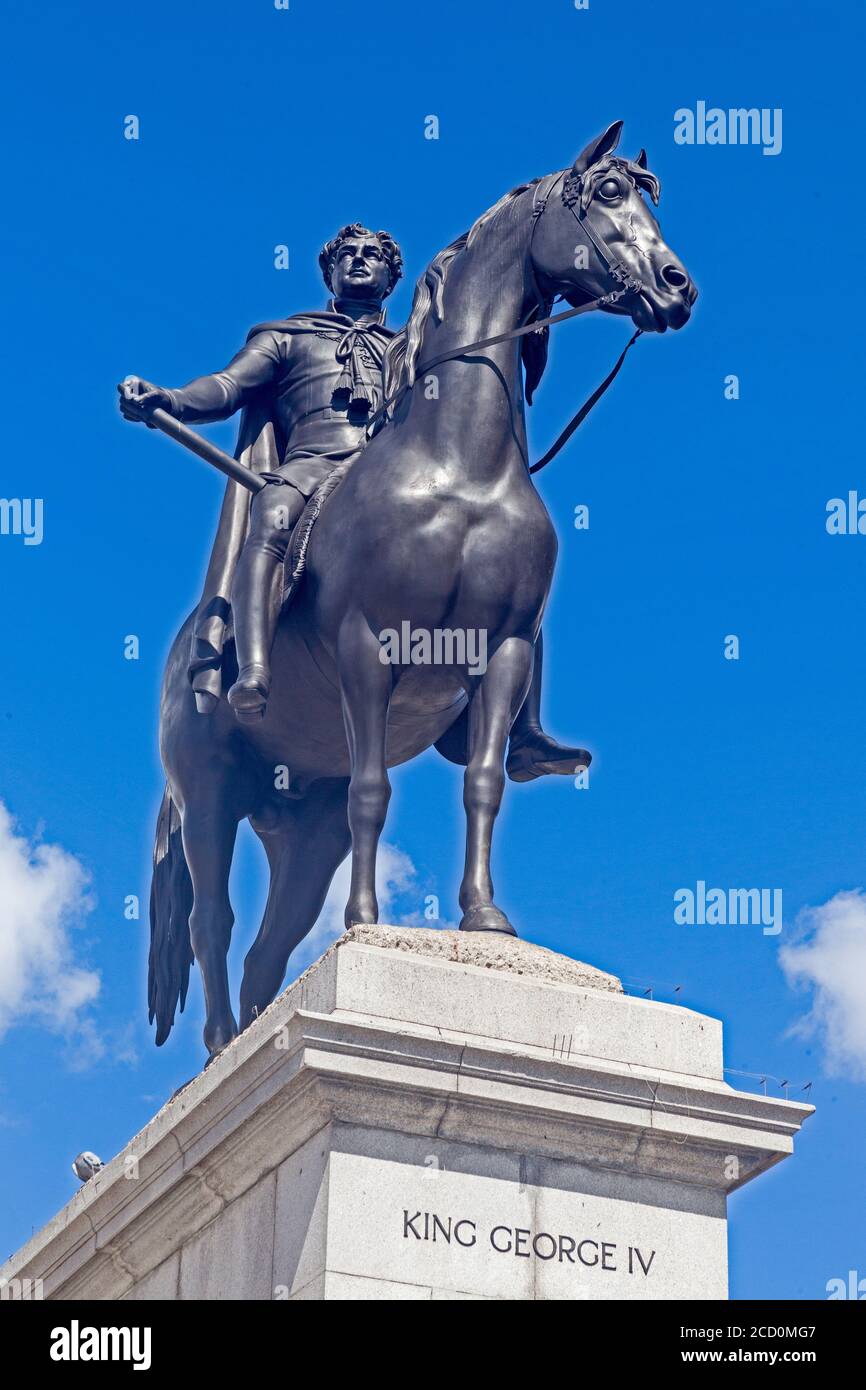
228, 482, 305, 722
505, 631, 592, 783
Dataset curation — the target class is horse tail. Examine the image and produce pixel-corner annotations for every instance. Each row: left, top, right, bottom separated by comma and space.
148, 786, 194, 1046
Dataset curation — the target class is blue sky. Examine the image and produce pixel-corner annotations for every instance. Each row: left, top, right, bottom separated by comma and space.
1, 0, 864, 1299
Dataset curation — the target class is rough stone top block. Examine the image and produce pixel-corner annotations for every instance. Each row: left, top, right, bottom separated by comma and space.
342, 924, 624, 991
290, 926, 722, 1082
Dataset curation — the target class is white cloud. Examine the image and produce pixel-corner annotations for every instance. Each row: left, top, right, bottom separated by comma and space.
0, 801, 101, 1043
780, 889, 866, 1081
293, 841, 455, 970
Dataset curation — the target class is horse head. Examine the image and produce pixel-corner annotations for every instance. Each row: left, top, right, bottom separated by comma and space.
531, 121, 697, 333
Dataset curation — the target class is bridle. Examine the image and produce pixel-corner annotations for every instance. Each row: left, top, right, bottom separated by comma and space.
367, 167, 649, 473
552, 167, 648, 296
525, 169, 644, 471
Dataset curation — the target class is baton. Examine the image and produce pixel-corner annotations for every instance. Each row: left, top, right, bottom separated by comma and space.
148, 407, 266, 493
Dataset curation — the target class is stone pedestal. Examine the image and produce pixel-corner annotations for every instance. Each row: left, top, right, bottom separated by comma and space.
1, 926, 812, 1301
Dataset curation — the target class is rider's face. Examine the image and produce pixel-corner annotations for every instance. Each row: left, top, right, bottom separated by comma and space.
330, 238, 391, 302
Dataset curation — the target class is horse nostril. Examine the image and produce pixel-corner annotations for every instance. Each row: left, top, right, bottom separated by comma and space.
661, 264, 689, 291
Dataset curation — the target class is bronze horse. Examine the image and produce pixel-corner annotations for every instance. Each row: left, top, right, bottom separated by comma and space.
149, 122, 696, 1058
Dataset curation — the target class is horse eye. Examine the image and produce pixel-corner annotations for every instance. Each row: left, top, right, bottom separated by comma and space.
598, 178, 621, 201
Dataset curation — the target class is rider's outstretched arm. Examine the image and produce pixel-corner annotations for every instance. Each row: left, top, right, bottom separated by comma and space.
165, 331, 284, 423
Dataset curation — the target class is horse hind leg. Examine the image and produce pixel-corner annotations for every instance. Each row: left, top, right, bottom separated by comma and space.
176, 771, 247, 1059
239, 777, 351, 1029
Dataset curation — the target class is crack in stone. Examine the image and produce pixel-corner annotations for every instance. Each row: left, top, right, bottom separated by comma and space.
432, 1042, 468, 1141
187, 1164, 230, 1213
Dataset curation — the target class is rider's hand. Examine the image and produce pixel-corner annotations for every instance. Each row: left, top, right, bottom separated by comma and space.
118, 376, 173, 427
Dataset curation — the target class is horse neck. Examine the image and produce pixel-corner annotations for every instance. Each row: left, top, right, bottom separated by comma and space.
400, 201, 539, 473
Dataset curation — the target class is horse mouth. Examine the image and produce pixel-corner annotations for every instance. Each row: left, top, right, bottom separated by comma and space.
635, 293, 668, 333
634, 291, 692, 333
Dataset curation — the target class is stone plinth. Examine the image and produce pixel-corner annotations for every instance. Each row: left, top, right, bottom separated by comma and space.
1, 927, 813, 1301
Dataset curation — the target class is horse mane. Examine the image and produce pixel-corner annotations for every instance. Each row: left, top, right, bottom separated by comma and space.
383, 177, 546, 405
383, 152, 662, 410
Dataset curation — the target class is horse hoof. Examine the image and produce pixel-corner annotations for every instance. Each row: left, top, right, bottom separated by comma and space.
344, 906, 378, 929
459, 904, 518, 935
203, 1016, 238, 1063
204, 1036, 237, 1069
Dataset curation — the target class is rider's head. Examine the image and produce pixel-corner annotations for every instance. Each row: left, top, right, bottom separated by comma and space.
319, 224, 403, 305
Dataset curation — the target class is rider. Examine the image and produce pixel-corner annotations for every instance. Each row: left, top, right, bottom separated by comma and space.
120, 224, 587, 780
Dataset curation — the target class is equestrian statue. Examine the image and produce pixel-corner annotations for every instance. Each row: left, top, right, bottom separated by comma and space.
119, 122, 696, 1060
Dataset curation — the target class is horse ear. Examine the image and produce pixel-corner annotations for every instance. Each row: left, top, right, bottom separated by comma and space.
635, 147, 648, 168
571, 121, 623, 176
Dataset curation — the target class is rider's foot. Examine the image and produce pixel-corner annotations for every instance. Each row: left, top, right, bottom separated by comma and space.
506, 730, 592, 783
227, 664, 271, 722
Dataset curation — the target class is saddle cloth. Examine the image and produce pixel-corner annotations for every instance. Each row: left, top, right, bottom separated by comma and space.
280, 458, 353, 609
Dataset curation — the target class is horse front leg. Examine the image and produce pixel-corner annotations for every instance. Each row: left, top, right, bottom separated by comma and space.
338, 617, 393, 927
459, 635, 534, 935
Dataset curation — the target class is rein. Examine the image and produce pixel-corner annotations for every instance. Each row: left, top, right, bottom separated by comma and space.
528, 326, 641, 474
368, 169, 646, 473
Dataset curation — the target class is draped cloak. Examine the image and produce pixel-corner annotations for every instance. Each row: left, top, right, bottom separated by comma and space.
186, 309, 394, 711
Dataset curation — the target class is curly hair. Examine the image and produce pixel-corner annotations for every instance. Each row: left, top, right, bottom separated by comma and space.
318, 223, 404, 296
